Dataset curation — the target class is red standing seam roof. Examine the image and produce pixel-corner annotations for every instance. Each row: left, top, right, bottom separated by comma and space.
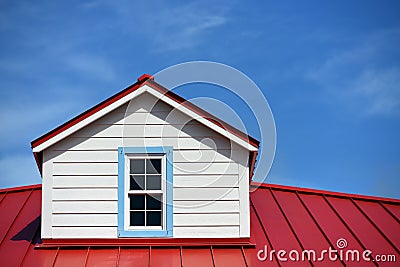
0, 183, 398, 266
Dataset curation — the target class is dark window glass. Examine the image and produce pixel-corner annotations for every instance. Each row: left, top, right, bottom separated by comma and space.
146, 175, 161, 190
130, 211, 145, 226
130, 175, 145, 190
147, 194, 162, 210
130, 159, 145, 174
146, 159, 161, 174
130, 195, 145, 210
147, 211, 162, 226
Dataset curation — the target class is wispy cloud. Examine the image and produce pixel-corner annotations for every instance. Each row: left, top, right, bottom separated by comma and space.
108, 2, 229, 52
307, 28, 400, 117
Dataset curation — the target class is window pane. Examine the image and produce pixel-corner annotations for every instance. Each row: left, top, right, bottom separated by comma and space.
130, 175, 145, 190
146, 175, 161, 190
147, 194, 162, 210
130, 159, 145, 174
146, 159, 161, 174
147, 211, 162, 226
130, 195, 145, 210
130, 211, 145, 226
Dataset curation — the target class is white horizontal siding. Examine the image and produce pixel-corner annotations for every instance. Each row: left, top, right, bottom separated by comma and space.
173, 226, 239, 238
52, 149, 233, 163
53, 188, 118, 201
174, 162, 238, 175
53, 214, 117, 226
53, 162, 117, 175
174, 213, 239, 226
51, 136, 232, 151
173, 200, 239, 213
53, 176, 118, 188
52, 227, 117, 238
174, 188, 239, 201
174, 175, 238, 188
52, 201, 117, 214
52, 162, 237, 176
73, 124, 220, 139
44, 92, 248, 239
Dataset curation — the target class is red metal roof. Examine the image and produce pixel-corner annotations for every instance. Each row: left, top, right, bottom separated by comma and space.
31, 74, 259, 174
0, 183, 398, 266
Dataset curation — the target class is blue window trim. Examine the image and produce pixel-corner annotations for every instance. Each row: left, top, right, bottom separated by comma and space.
118, 146, 173, 237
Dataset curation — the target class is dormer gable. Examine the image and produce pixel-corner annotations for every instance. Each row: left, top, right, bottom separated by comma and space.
31, 74, 259, 241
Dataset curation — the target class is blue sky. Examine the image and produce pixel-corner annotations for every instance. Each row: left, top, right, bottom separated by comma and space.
0, 1, 399, 198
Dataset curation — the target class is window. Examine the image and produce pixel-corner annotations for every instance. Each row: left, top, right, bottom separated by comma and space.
118, 147, 173, 237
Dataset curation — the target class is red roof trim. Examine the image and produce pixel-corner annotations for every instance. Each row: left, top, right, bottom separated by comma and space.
251, 182, 400, 204
146, 79, 260, 148
0, 184, 41, 193
30, 76, 152, 149
38, 238, 254, 248
31, 75, 259, 150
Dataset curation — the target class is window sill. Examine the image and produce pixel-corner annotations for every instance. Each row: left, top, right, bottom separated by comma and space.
118, 229, 172, 237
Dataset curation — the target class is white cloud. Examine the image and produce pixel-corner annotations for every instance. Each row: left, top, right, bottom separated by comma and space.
307, 28, 400, 117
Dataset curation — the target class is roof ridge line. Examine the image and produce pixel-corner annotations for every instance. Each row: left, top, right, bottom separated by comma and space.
0, 184, 42, 193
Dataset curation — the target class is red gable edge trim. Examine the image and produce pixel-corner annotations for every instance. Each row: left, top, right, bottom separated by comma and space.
30, 74, 260, 174
145, 79, 260, 148
251, 182, 400, 204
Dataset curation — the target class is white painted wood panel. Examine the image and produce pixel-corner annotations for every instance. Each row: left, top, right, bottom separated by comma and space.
52, 150, 118, 163
173, 226, 239, 238
53, 162, 117, 175
173, 200, 239, 213
53, 214, 117, 226
73, 124, 220, 139
52, 149, 232, 163
173, 149, 233, 163
174, 162, 238, 175
52, 227, 117, 238
53, 188, 118, 201
53, 176, 117, 188
52, 201, 117, 214
174, 188, 239, 201
51, 136, 232, 151
52, 162, 237, 176
174, 213, 239, 226
174, 175, 238, 188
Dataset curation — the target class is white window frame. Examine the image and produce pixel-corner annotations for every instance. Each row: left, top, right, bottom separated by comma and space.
124, 154, 167, 231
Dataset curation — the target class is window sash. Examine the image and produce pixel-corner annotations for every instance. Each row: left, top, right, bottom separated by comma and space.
124, 154, 166, 230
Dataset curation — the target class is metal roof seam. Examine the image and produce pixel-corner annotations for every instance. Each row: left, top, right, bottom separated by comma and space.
83, 246, 90, 267
0, 188, 33, 247
179, 246, 183, 267
0, 191, 7, 205
322, 195, 379, 267
294, 191, 346, 267
51, 247, 60, 267
240, 246, 249, 267
19, 216, 42, 266
116, 246, 121, 267
378, 200, 400, 224
268, 188, 314, 267
210, 246, 216, 267
350, 198, 400, 255
249, 198, 282, 267
148, 246, 151, 267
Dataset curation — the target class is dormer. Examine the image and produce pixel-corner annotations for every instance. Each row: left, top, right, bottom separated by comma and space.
31, 74, 259, 241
